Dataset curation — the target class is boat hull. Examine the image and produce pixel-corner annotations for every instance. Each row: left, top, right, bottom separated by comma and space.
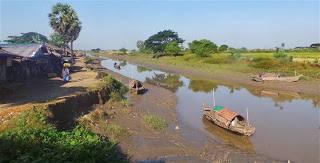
253, 74, 302, 82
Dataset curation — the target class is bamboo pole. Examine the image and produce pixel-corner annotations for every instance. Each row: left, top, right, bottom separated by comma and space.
246, 107, 250, 126
213, 88, 215, 107
131, 65, 133, 80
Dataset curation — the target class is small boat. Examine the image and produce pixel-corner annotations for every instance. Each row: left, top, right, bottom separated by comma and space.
252, 72, 302, 82
129, 80, 146, 94
114, 63, 121, 69
202, 88, 255, 136
203, 103, 255, 136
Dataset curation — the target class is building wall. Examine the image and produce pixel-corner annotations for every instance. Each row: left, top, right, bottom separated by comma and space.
0, 58, 7, 83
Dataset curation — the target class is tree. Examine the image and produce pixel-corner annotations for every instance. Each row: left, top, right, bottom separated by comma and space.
49, 3, 81, 60
5, 32, 48, 43
165, 41, 181, 56
188, 39, 217, 57
281, 43, 285, 49
49, 33, 68, 48
91, 48, 101, 53
145, 30, 184, 53
310, 43, 320, 49
218, 45, 228, 52
136, 40, 145, 50
119, 48, 127, 55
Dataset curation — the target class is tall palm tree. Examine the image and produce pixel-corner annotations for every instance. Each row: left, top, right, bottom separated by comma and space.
49, 3, 81, 58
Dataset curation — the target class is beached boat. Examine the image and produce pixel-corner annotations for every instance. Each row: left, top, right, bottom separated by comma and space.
252, 73, 302, 82
129, 80, 146, 94
202, 103, 255, 136
114, 63, 121, 69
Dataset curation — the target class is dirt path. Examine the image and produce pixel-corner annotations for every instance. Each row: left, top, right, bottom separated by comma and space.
106, 55, 320, 95
0, 57, 98, 113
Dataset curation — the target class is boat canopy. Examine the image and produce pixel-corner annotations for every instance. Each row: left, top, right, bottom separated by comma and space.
216, 108, 245, 126
212, 105, 224, 111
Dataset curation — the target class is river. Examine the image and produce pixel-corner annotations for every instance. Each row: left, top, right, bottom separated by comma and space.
90, 54, 319, 163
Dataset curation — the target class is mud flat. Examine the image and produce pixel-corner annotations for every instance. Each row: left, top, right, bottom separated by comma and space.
89, 57, 274, 162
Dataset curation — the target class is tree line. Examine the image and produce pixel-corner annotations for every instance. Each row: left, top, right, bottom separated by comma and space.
135, 30, 319, 57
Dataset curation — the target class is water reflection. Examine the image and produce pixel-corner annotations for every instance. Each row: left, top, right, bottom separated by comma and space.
137, 66, 152, 73
145, 73, 184, 93
119, 60, 127, 67
97, 56, 320, 162
188, 79, 218, 93
202, 116, 255, 152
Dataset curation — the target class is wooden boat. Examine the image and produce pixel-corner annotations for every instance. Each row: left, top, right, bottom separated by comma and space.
129, 80, 146, 94
114, 63, 120, 69
202, 103, 255, 136
253, 73, 302, 82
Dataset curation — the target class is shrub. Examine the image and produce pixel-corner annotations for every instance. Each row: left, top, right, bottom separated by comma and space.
274, 51, 287, 58
84, 56, 94, 64
188, 39, 217, 57
0, 108, 121, 162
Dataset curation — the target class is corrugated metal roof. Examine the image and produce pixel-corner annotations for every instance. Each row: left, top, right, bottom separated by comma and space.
0, 43, 44, 58
0, 48, 22, 58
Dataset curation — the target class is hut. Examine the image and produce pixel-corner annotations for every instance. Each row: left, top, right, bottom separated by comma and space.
0, 47, 22, 83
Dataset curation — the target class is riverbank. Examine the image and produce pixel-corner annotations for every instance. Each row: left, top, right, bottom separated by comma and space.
87, 57, 276, 162
100, 54, 320, 95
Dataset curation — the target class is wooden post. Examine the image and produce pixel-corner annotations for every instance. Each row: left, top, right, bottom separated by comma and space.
131, 65, 133, 80
213, 88, 215, 107
246, 107, 250, 126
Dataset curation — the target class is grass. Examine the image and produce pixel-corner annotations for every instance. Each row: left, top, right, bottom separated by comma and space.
121, 99, 131, 107
84, 56, 94, 64
143, 115, 166, 131
87, 76, 129, 100
99, 51, 319, 81
105, 124, 128, 139
0, 106, 122, 162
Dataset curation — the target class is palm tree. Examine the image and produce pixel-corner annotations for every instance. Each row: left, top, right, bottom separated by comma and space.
49, 3, 81, 58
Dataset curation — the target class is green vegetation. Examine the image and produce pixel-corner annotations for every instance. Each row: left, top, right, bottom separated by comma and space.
119, 48, 127, 55
165, 41, 182, 56
121, 99, 131, 107
188, 39, 217, 57
145, 30, 184, 53
4, 32, 48, 43
218, 45, 228, 52
49, 3, 82, 57
84, 56, 94, 64
143, 115, 166, 131
0, 107, 121, 162
104, 124, 128, 139
87, 76, 128, 101
49, 33, 69, 48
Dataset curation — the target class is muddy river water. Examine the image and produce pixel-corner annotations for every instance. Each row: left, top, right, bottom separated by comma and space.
97, 57, 319, 162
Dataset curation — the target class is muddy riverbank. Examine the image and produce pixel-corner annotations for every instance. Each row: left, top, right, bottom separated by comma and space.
105, 55, 320, 95
87, 57, 277, 162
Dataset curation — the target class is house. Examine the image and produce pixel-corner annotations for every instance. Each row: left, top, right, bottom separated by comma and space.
0, 43, 48, 80
0, 48, 22, 83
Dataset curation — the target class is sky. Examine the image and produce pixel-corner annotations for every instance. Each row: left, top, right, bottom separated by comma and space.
0, 0, 319, 50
